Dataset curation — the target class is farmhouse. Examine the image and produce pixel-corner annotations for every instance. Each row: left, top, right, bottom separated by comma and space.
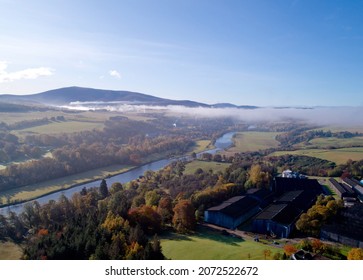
204, 196, 261, 229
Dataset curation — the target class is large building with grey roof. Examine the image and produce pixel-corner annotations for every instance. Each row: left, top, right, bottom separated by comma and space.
252, 178, 324, 238
204, 196, 261, 229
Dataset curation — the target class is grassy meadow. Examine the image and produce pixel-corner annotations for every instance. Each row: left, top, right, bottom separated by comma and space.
294, 137, 363, 149
224, 132, 280, 155
160, 227, 283, 260
270, 147, 363, 165
16, 121, 104, 136
184, 160, 230, 175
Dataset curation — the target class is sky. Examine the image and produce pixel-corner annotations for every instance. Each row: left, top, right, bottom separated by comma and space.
0, 0, 363, 107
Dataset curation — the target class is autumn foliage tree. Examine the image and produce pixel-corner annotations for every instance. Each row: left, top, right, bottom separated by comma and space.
245, 164, 271, 189
172, 200, 196, 233
347, 248, 363, 260
296, 195, 343, 236
128, 205, 162, 234
283, 244, 298, 257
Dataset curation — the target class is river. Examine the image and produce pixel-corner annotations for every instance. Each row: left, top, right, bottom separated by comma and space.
0, 131, 236, 215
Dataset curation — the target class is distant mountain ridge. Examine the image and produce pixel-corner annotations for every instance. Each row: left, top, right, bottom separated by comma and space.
0, 86, 257, 108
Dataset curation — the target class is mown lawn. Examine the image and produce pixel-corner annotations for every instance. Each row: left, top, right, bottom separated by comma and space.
160, 228, 283, 260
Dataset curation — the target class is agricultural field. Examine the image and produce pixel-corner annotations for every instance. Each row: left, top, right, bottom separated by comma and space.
15, 120, 104, 136
160, 227, 283, 260
184, 160, 230, 175
270, 147, 363, 165
317, 125, 363, 134
294, 137, 363, 149
224, 132, 280, 155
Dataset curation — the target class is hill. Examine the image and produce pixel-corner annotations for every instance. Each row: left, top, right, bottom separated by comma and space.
0, 86, 209, 107
0, 87, 261, 109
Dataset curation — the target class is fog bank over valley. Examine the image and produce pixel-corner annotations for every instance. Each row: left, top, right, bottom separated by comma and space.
62, 102, 363, 127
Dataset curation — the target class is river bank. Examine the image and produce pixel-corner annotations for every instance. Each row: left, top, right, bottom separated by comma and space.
0, 132, 234, 215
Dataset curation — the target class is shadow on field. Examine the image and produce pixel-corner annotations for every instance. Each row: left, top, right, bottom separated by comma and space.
161, 232, 194, 242
193, 226, 246, 246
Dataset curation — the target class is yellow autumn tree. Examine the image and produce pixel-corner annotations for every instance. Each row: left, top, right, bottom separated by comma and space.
347, 248, 363, 260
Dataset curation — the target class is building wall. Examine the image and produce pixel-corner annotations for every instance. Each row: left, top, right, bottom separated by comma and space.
252, 219, 291, 238
321, 230, 363, 249
204, 206, 260, 229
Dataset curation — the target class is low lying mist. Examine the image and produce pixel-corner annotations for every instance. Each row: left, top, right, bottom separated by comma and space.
62, 102, 363, 127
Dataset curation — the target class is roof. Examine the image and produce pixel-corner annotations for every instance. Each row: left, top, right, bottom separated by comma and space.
342, 178, 358, 188
276, 190, 304, 203
274, 177, 323, 195
254, 203, 303, 225
273, 204, 302, 225
206, 196, 260, 218
328, 178, 347, 195
254, 204, 287, 220
247, 188, 273, 200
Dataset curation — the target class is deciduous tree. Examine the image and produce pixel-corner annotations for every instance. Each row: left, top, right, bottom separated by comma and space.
172, 200, 196, 233
347, 248, 363, 260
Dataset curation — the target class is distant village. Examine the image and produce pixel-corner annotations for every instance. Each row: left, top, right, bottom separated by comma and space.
204, 169, 363, 252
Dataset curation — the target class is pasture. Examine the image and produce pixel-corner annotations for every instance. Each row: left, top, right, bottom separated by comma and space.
160, 227, 283, 260
16, 120, 104, 135
184, 160, 230, 175
224, 132, 280, 155
270, 147, 363, 164
294, 137, 363, 149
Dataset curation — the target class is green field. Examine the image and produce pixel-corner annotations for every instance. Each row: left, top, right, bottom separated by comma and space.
318, 125, 363, 134
160, 227, 283, 260
16, 121, 104, 135
225, 132, 280, 155
184, 160, 230, 175
0, 241, 22, 260
270, 147, 363, 164
294, 137, 363, 149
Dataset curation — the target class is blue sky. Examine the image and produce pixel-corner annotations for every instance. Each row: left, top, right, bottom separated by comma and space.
0, 0, 362, 106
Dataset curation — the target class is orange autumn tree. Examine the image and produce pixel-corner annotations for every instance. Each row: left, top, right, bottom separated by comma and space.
283, 244, 298, 257
172, 200, 196, 233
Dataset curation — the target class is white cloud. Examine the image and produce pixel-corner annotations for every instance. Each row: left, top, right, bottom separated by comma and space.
109, 70, 121, 79
0, 61, 54, 83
